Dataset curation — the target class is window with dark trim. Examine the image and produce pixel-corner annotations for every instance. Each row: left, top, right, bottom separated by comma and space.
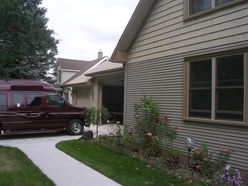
27, 92, 42, 106
13, 92, 24, 107
46, 92, 64, 107
0, 93, 8, 110
188, 54, 244, 121
185, 0, 243, 19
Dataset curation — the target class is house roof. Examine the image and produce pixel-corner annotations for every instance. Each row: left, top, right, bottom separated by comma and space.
63, 56, 109, 86
110, 0, 157, 63
57, 57, 105, 71
85, 60, 123, 77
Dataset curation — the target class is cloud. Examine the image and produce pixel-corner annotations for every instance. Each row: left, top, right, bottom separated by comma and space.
41, 0, 139, 60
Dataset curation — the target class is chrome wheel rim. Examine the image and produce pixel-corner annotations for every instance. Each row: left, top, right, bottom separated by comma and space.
71, 122, 82, 133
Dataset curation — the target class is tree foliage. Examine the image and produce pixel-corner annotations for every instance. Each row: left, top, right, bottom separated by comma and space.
0, 0, 59, 83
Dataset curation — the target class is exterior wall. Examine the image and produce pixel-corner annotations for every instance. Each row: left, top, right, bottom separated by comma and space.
61, 71, 78, 84
128, 0, 248, 63
73, 87, 91, 108
124, 0, 248, 172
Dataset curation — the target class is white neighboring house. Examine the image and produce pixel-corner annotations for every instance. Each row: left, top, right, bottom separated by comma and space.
54, 51, 108, 106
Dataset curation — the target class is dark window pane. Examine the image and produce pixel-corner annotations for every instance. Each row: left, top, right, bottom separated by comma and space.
0, 93, 7, 110
217, 88, 243, 111
190, 59, 212, 88
189, 0, 212, 15
13, 92, 24, 107
216, 0, 234, 6
46, 93, 64, 107
27, 92, 42, 106
216, 113, 243, 121
217, 54, 244, 87
189, 89, 211, 118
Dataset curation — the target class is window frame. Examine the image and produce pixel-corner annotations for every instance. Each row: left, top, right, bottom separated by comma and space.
183, 0, 245, 20
183, 47, 248, 126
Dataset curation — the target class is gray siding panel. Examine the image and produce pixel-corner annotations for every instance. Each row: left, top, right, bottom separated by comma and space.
125, 53, 248, 171
128, 0, 248, 63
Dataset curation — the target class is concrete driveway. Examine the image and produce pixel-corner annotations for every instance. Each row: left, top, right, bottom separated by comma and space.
0, 124, 121, 186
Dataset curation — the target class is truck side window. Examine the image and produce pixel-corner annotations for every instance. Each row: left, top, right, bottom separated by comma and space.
13, 92, 24, 107
0, 93, 7, 110
46, 93, 64, 107
27, 92, 42, 106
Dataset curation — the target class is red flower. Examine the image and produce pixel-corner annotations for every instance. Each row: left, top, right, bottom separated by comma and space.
128, 131, 133, 136
154, 122, 156, 126
196, 165, 200, 169
174, 126, 178, 130
155, 115, 159, 119
164, 115, 169, 120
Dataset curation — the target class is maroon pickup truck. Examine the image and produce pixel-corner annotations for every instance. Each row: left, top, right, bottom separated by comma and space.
0, 79, 86, 135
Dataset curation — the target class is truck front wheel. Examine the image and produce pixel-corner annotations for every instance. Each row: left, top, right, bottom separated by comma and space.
67, 119, 84, 135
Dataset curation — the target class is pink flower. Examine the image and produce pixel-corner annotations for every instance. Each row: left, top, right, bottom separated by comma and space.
174, 126, 178, 130
164, 115, 169, 120
154, 122, 156, 126
203, 158, 207, 161
107, 120, 110, 123
108, 129, 113, 135
116, 121, 120, 124
196, 165, 200, 169
147, 133, 152, 137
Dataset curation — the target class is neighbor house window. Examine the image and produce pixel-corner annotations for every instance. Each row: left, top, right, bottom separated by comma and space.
185, 0, 243, 18
185, 53, 246, 124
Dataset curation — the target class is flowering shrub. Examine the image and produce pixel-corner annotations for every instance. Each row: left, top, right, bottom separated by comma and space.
192, 144, 233, 176
134, 95, 178, 155
214, 165, 242, 186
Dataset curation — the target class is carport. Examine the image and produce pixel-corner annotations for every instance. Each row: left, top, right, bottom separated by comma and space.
84, 61, 124, 124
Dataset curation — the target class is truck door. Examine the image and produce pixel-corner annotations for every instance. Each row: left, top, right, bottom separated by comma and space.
25, 92, 46, 130
0, 93, 10, 130
44, 92, 68, 129
9, 92, 26, 130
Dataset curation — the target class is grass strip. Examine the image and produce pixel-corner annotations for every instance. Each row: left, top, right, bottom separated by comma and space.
56, 140, 205, 186
0, 146, 55, 186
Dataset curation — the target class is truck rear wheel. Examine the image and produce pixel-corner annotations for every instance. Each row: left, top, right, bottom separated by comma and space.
67, 119, 84, 135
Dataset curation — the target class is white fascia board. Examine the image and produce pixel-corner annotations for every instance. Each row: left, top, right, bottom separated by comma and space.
84, 56, 109, 74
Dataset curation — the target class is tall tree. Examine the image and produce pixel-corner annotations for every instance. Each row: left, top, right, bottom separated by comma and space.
0, 0, 59, 83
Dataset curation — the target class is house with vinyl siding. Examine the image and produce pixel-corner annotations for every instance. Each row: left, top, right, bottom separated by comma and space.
110, 0, 248, 178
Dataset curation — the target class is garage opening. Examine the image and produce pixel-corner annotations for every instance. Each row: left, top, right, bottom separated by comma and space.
102, 85, 124, 124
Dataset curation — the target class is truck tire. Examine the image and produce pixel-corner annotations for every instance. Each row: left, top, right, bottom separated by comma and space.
67, 119, 84, 135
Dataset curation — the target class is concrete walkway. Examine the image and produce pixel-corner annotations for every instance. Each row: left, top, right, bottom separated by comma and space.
0, 124, 122, 186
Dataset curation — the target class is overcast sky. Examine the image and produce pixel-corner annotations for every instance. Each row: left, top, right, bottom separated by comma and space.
41, 0, 139, 61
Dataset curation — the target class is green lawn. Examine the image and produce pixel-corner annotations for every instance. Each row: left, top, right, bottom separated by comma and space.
0, 146, 55, 186
56, 140, 207, 186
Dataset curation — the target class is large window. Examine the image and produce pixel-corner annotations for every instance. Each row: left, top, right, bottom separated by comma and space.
184, 0, 243, 18
185, 53, 246, 124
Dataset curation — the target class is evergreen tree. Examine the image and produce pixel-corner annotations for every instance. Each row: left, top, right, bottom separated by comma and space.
0, 0, 59, 83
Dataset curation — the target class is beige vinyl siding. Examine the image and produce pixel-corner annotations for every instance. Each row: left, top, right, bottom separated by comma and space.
128, 0, 248, 63
125, 54, 248, 171
124, 0, 248, 171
